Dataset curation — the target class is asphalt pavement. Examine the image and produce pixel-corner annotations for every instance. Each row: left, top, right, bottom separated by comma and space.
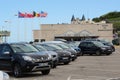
10, 46, 120, 80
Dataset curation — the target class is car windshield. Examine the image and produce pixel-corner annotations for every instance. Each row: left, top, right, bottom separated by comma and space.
93, 41, 105, 47
68, 41, 80, 47
10, 44, 39, 53
55, 43, 69, 49
34, 44, 47, 51
43, 44, 63, 51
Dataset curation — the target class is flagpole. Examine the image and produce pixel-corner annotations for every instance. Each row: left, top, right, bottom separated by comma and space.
4, 20, 11, 42
24, 18, 27, 41
38, 18, 41, 42
31, 18, 34, 42
14, 14, 20, 42
17, 19, 20, 42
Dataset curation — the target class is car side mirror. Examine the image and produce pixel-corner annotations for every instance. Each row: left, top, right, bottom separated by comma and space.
4, 52, 10, 55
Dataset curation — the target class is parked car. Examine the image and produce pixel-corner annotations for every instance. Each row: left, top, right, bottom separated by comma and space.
0, 43, 52, 77
32, 44, 58, 68
39, 43, 71, 65
66, 41, 81, 56
78, 41, 113, 56
44, 41, 77, 61
84, 39, 115, 52
0, 71, 10, 80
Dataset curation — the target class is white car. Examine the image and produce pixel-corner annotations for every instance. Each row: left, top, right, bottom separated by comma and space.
0, 71, 9, 80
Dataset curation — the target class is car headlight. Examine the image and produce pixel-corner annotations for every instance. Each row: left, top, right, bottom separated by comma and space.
47, 54, 52, 60
22, 56, 33, 61
0, 71, 10, 80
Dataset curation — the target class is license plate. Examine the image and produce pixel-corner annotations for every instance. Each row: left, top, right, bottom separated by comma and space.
39, 63, 48, 66
63, 57, 68, 59
108, 50, 111, 51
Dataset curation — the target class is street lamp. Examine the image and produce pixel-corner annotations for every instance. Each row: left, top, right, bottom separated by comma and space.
4, 20, 11, 42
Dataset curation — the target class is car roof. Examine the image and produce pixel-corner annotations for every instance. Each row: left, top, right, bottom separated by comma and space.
41, 41, 64, 44
80, 40, 98, 43
0, 42, 29, 45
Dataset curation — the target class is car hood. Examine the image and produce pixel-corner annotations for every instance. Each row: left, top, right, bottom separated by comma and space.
65, 49, 77, 54
45, 51, 58, 56
101, 45, 112, 50
55, 50, 71, 56
19, 52, 49, 59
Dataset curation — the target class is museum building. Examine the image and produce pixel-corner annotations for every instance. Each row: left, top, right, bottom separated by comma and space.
33, 15, 113, 42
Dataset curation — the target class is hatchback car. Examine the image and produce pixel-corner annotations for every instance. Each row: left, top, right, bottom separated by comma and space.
78, 41, 113, 56
32, 44, 58, 68
39, 43, 71, 65
46, 41, 77, 61
0, 43, 52, 77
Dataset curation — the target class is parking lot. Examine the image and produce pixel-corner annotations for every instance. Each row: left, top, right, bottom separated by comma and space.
10, 46, 120, 80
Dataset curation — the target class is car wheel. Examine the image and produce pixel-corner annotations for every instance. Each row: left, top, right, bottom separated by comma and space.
72, 58, 75, 61
41, 69, 50, 75
51, 64, 57, 68
64, 61, 70, 65
13, 64, 22, 77
96, 51, 101, 56
106, 53, 111, 55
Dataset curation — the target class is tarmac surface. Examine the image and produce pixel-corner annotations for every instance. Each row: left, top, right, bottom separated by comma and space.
10, 46, 120, 80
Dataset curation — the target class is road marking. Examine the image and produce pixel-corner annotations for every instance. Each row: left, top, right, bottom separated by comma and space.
106, 78, 120, 80
67, 75, 84, 80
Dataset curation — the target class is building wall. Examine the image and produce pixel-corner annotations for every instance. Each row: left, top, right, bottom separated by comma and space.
33, 30, 41, 41
33, 23, 113, 42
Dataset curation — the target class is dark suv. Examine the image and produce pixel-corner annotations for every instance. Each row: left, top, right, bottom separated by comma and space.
0, 43, 52, 77
84, 39, 115, 52
78, 41, 113, 56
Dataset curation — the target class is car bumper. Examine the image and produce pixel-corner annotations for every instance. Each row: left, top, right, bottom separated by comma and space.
71, 54, 77, 60
101, 49, 112, 54
21, 61, 51, 72
58, 56, 71, 63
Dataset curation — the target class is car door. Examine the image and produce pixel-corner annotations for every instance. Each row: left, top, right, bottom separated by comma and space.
79, 42, 88, 53
86, 42, 97, 53
0, 44, 12, 70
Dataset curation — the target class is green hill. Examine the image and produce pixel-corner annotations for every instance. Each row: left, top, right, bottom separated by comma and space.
92, 11, 120, 32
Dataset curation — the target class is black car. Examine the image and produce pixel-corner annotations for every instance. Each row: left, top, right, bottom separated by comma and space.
39, 43, 71, 65
78, 41, 113, 56
0, 43, 52, 77
41, 41, 77, 61
52, 43, 77, 61
84, 39, 115, 52
32, 44, 58, 68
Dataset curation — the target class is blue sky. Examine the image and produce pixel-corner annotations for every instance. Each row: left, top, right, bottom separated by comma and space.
0, 0, 120, 42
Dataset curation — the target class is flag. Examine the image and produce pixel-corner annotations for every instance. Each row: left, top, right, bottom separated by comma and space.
33, 11, 36, 17
25, 13, 33, 18
33, 11, 40, 17
36, 13, 41, 17
40, 11, 47, 17
18, 11, 47, 18
18, 12, 25, 18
